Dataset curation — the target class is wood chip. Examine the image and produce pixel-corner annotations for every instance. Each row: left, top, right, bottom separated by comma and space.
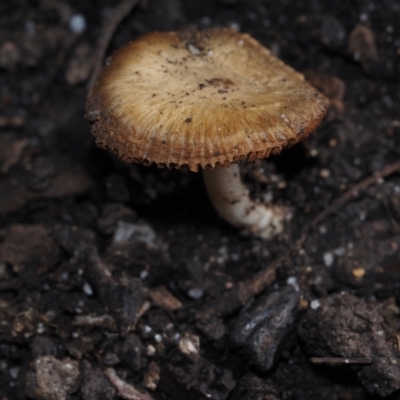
148, 286, 182, 311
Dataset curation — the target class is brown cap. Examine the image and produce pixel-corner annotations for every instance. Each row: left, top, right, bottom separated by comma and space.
86, 28, 328, 172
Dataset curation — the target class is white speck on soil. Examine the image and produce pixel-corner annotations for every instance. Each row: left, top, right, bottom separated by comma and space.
310, 300, 321, 310
287, 276, 299, 291
9, 367, 19, 379
188, 288, 204, 299
69, 14, 86, 34
83, 282, 93, 296
113, 221, 157, 247
323, 252, 334, 267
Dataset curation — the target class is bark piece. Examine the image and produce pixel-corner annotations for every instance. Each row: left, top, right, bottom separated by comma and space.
148, 286, 182, 311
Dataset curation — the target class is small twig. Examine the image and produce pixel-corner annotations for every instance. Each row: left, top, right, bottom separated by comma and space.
105, 368, 154, 400
73, 314, 117, 330
196, 160, 400, 324
311, 160, 400, 227
196, 257, 279, 321
310, 357, 372, 365
88, 0, 142, 89
296, 159, 400, 249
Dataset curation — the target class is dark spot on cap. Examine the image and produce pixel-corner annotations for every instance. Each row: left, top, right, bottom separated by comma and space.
185, 118, 192, 123
206, 78, 234, 87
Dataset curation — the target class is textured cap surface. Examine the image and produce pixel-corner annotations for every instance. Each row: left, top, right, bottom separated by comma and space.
86, 28, 329, 172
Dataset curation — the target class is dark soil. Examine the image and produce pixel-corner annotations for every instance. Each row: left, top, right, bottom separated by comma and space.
1, 0, 400, 399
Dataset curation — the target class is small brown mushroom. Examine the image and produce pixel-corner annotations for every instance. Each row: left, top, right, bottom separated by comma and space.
86, 28, 328, 238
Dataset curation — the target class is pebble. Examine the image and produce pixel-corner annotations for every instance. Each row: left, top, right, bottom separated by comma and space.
154, 334, 163, 343
231, 286, 301, 372
178, 333, 200, 360
352, 268, 366, 278
83, 282, 93, 296
319, 169, 330, 179
188, 287, 204, 300
69, 14, 86, 34
323, 252, 334, 267
287, 277, 299, 292
310, 299, 321, 310
9, 367, 19, 379
113, 221, 157, 247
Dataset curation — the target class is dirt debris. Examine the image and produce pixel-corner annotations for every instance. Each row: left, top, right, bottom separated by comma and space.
0, 224, 61, 274
25, 356, 80, 400
83, 252, 146, 336
81, 361, 116, 400
148, 286, 182, 312
104, 367, 154, 400
298, 293, 400, 397
230, 373, 280, 400
168, 357, 236, 400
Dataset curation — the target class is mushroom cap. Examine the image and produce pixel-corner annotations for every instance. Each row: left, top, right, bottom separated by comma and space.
86, 28, 329, 172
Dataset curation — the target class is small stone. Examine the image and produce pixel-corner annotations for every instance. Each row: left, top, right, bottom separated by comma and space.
147, 344, 156, 356
231, 286, 301, 372
9, 367, 19, 379
287, 276, 299, 291
323, 252, 334, 267
81, 362, 116, 400
69, 14, 86, 34
188, 287, 204, 299
112, 221, 158, 248
115, 334, 144, 372
179, 333, 200, 360
144, 361, 160, 391
310, 299, 321, 310
25, 356, 80, 400
352, 268, 366, 278
319, 168, 330, 179
83, 282, 93, 296
154, 334, 163, 343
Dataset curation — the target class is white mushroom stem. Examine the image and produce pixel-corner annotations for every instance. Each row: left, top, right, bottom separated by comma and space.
202, 163, 289, 239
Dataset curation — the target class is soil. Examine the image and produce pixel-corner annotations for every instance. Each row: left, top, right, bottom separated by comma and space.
1, 0, 400, 399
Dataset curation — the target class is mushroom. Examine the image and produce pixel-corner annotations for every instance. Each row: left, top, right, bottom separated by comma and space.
86, 28, 328, 238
